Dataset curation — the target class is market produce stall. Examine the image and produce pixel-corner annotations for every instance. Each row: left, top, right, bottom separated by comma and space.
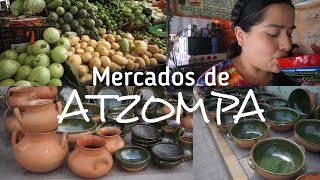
0, 86, 193, 179
0, 0, 167, 86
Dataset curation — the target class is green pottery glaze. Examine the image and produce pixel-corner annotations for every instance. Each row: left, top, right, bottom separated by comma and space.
265, 108, 300, 131
249, 138, 305, 180
131, 124, 160, 141
151, 142, 184, 162
256, 92, 275, 102
178, 136, 193, 161
265, 98, 287, 108
288, 89, 316, 119
152, 156, 183, 168
294, 119, 320, 152
115, 146, 150, 172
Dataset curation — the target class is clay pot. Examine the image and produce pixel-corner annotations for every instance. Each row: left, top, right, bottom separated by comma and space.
14, 99, 62, 133
96, 127, 125, 155
68, 135, 113, 179
7, 87, 39, 110
181, 113, 193, 132
3, 108, 20, 135
32, 86, 58, 100
162, 101, 183, 117
11, 129, 68, 173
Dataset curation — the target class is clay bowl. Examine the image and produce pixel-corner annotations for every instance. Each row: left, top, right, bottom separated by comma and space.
249, 137, 305, 180
132, 136, 160, 145
57, 118, 97, 150
131, 124, 160, 141
265, 98, 288, 108
255, 92, 276, 103
245, 103, 270, 113
68, 103, 105, 124
206, 102, 232, 120
288, 89, 317, 119
294, 119, 320, 152
115, 146, 151, 172
213, 111, 238, 133
228, 119, 270, 149
151, 143, 184, 162
152, 156, 184, 168
296, 172, 320, 180
131, 139, 155, 150
265, 108, 301, 132
108, 104, 133, 114
96, 120, 126, 138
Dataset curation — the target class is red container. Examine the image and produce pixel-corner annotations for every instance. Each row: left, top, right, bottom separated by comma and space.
277, 54, 320, 68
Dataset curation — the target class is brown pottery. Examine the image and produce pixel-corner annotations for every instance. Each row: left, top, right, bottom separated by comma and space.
11, 129, 68, 173
97, 127, 125, 155
181, 112, 193, 132
14, 99, 62, 133
162, 101, 183, 117
68, 135, 113, 179
7, 87, 39, 110
32, 86, 58, 100
3, 108, 20, 135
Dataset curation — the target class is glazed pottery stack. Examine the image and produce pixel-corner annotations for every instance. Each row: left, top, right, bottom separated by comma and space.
151, 143, 184, 168
131, 124, 161, 150
178, 136, 193, 160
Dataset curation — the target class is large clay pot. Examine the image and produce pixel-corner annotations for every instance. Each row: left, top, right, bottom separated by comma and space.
11, 129, 68, 173
14, 99, 62, 133
3, 108, 20, 135
32, 86, 58, 100
68, 135, 113, 178
7, 87, 39, 110
96, 127, 125, 155
181, 113, 193, 132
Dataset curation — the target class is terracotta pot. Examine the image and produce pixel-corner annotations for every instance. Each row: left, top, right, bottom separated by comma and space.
181, 113, 193, 132
96, 127, 125, 155
32, 86, 58, 100
14, 99, 62, 133
7, 87, 40, 110
294, 119, 320, 152
68, 135, 113, 178
11, 129, 68, 173
296, 172, 320, 180
162, 102, 183, 117
3, 108, 20, 135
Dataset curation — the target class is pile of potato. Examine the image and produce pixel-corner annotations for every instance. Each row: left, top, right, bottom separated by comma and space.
67, 28, 167, 84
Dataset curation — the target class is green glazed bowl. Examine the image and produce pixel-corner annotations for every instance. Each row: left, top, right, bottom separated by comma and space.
265, 98, 287, 108
151, 143, 184, 162
294, 119, 320, 152
206, 102, 233, 112
131, 139, 155, 150
229, 119, 270, 148
152, 156, 184, 168
265, 107, 300, 132
255, 92, 275, 102
108, 104, 133, 114
249, 138, 305, 180
115, 146, 151, 172
214, 111, 238, 133
131, 124, 160, 141
288, 89, 316, 119
57, 118, 97, 133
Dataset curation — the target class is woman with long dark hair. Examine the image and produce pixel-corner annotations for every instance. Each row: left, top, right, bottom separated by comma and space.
197, 0, 300, 86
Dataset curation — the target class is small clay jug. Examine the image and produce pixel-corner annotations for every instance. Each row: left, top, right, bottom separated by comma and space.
32, 86, 58, 100
96, 127, 125, 155
68, 135, 113, 179
181, 112, 193, 132
178, 136, 193, 161
7, 87, 40, 110
11, 129, 68, 173
14, 99, 62, 133
3, 108, 20, 135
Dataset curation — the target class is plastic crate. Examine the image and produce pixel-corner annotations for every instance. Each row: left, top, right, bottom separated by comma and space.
277, 54, 320, 68
0, 25, 49, 52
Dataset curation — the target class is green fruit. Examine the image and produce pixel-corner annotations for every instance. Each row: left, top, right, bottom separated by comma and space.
0, 49, 18, 60
43, 27, 60, 44
52, 46, 68, 63
95, 19, 103, 27
33, 54, 50, 67
83, 2, 91, 11
26, 44, 33, 54
47, 0, 62, 10
70, 19, 79, 30
47, 79, 62, 86
69, 6, 78, 15
56, 37, 71, 50
73, 1, 83, 9
119, 38, 129, 54
17, 52, 28, 64
77, 9, 87, 18
48, 11, 59, 22
61, 23, 71, 32
30, 82, 40, 86
62, 0, 71, 10
32, 40, 50, 55
85, 18, 95, 29
24, 55, 35, 67
48, 63, 64, 79
27, 66, 51, 86
63, 12, 73, 23
56, 7, 65, 16
76, 26, 85, 35
14, 65, 32, 81
0, 60, 19, 80
14, 80, 32, 86
0, 79, 15, 86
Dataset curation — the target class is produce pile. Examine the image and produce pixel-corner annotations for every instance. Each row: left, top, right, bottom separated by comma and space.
0, 28, 66, 86
4, 0, 167, 85
67, 28, 166, 84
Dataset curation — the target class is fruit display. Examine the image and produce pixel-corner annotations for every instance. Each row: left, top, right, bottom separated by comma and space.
0, 27, 66, 86
66, 28, 167, 84
132, 31, 166, 53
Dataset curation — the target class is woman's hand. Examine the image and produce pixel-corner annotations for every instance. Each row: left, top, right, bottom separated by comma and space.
311, 44, 320, 53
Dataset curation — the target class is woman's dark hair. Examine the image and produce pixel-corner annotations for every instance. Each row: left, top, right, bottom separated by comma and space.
227, 0, 295, 59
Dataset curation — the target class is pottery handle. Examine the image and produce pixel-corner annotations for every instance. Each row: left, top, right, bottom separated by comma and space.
248, 158, 256, 170
11, 129, 22, 148
299, 145, 305, 153
60, 133, 68, 149
56, 101, 63, 114
14, 108, 22, 123
29, 93, 40, 100
226, 132, 233, 141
